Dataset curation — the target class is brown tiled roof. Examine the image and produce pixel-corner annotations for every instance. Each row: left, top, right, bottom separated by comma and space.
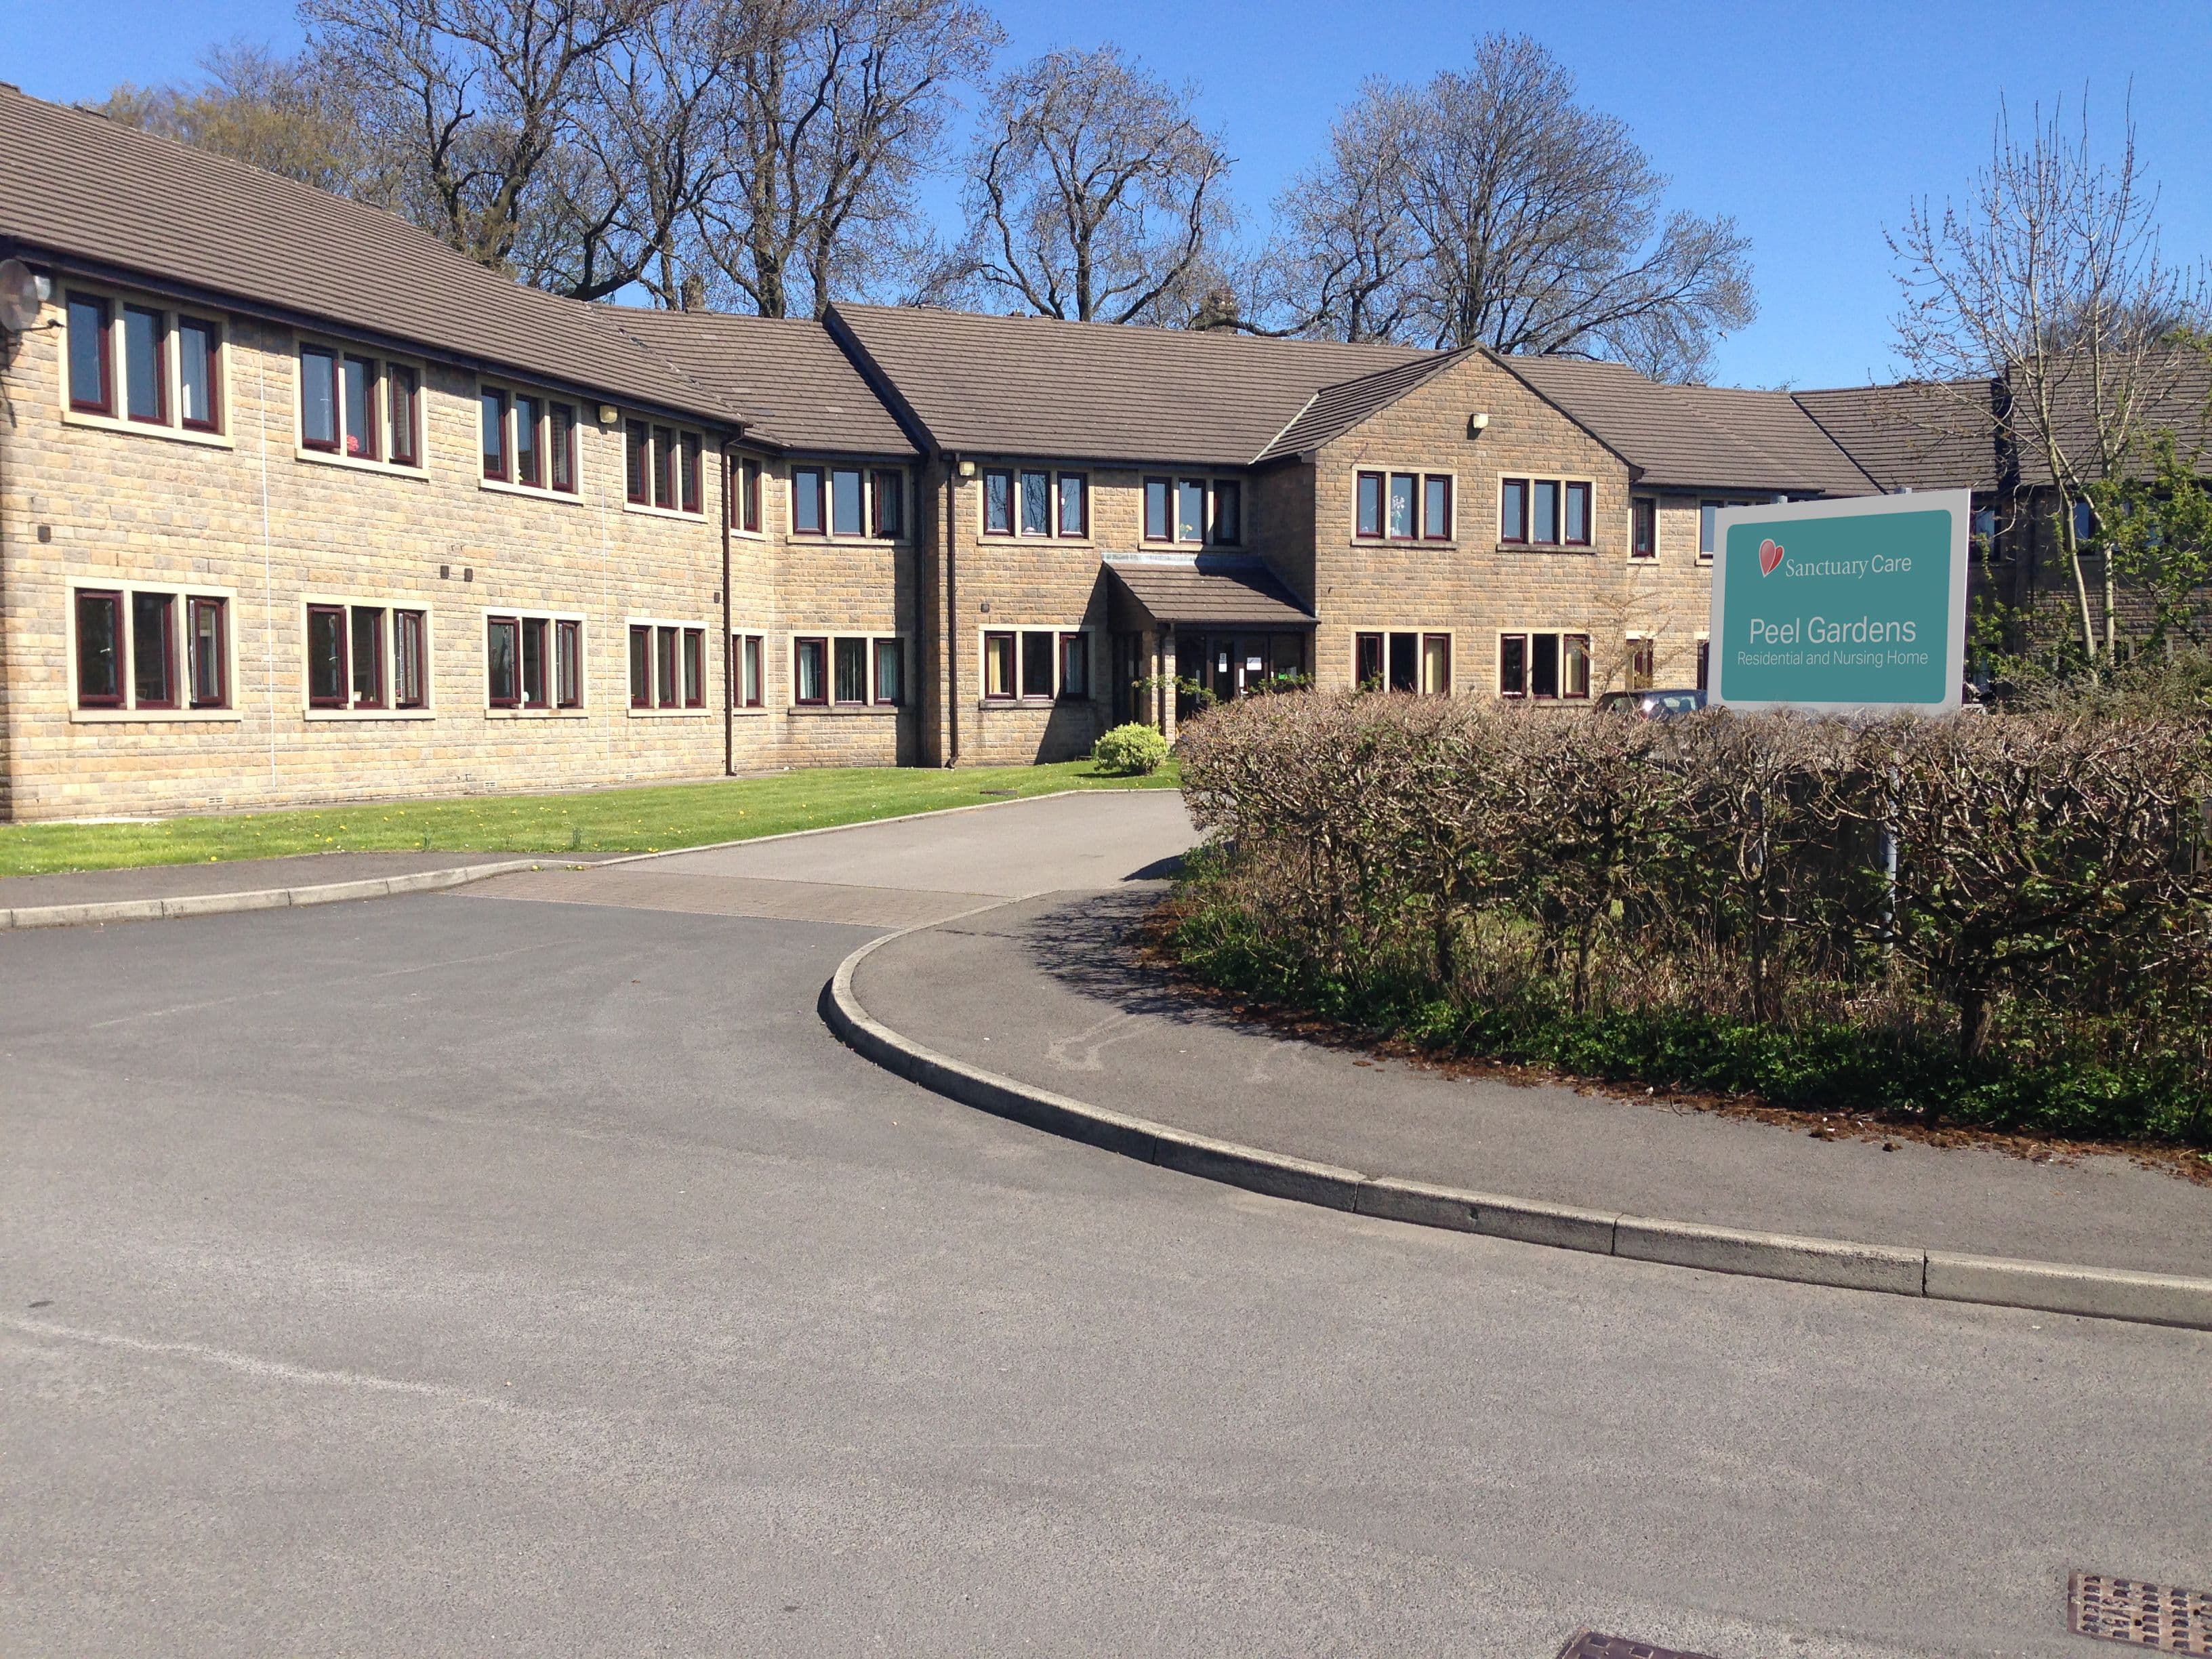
1253, 349, 1476, 462
1792, 381, 2001, 492
1105, 557, 1312, 626
1500, 355, 1877, 495
830, 303, 1421, 466
0, 85, 739, 425
607, 308, 915, 457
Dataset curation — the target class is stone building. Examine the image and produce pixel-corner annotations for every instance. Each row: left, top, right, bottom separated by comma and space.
0, 83, 2002, 821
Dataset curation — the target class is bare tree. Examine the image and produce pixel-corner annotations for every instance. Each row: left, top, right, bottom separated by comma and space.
956, 45, 1233, 325
1891, 96, 2208, 658
1256, 35, 1754, 380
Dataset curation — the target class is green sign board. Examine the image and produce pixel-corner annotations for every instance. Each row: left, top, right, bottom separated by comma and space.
1709, 491, 1969, 712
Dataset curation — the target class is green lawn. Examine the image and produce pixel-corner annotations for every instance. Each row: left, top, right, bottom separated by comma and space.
0, 760, 1182, 878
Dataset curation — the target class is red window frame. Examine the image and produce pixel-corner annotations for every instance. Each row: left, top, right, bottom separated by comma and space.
349, 605, 386, 709
123, 305, 167, 426
1020, 630, 1055, 700
626, 422, 649, 505
343, 354, 380, 461
737, 457, 762, 533
981, 630, 1016, 701
550, 403, 577, 493
1420, 475, 1452, 542
514, 394, 542, 488
872, 638, 902, 706
792, 466, 827, 535
1563, 481, 1593, 548
1211, 478, 1242, 546
832, 636, 869, 705
387, 365, 419, 466
628, 624, 653, 708
680, 432, 703, 514
1142, 476, 1172, 542
1631, 496, 1656, 559
1499, 633, 1528, 698
793, 636, 829, 706
1355, 630, 1385, 690
486, 615, 522, 709
734, 632, 764, 708
481, 389, 510, 481
1017, 469, 1052, 537
1563, 633, 1592, 699
1057, 472, 1088, 538
1420, 632, 1452, 697
1696, 638, 1711, 691
300, 344, 341, 452
520, 616, 551, 709
188, 596, 229, 710
306, 603, 350, 708
129, 591, 179, 709
1057, 632, 1089, 700
652, 426, 676, 509
1629, 636, 1656, 691
682, 627, 705, 708
556, 618, 582, 708
1500, 478, 1530, 544
68, 295, 115, 415
872, 470, 903, 539
75, 589, 125, 708
394, 609, 427, 710
178, 316, 222, 433
981, 468, 1015, 537
1355, 472, 1385, 539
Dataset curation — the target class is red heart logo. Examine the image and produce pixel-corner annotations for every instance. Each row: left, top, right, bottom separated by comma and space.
1759, 537, 1785, 575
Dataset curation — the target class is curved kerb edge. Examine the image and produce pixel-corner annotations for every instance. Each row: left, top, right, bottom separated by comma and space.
822, 914, 2212, 1334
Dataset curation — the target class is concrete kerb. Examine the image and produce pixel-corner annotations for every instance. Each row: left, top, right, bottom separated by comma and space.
0, 784, 1155, 933
822, 905, 2212, 1334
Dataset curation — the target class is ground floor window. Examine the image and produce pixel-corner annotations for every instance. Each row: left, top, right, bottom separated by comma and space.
983, 631, 1016, 700
1628, 635, 1656, 691
491, 611, 579, 711
1500, 630, 1591, 700
310, 600, 430, 713
75, 584, 233, 715
791, 634, 903, 707
983, 628, 1094, 702
628, 619, 702, 710
1696, 636, 1711, 692
794, 636, 828, 705
1353, 630, 1449, 695
733, 632, 764, 707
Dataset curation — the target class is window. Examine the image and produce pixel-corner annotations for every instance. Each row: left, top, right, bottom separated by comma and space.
1631, 497, 1656, 559
1628, 636, 1656, 691
1021, 631, 1055, 699
1057, 472, 1088, 537
1498, 632, 1591, 699
307, 605, 350, 708
794, 636, 827, 705
486, 616, 521, 709
872, 470, 903, 539
395, 610, 427, 709
834, 636, 869, 704
681, 433, 703, 515
1355, 630, 1385, 690
300, 344, 340, 451
653, 426, 676, 509
344, 355, 380, 460
656, 625, 678, 706
178, 318, 220, 432
388, 365, 419, 467
518, 615, 548, 709
984, 469, 1014, 536
75, 590, 124, 708
1695, 638, 1711, 693
737, 457, 763, 532
556, 619, 581, 709
1699, 500, 1754, 558
350, 606, 386, 708
1059, 632, 1090, 699
1420, 633, 1451, 695
623, 621, 704, 710
124, 591, 175, 708
1358, 470, 1454, 540
123, 306, 166, 424
189, 598, 228, 709
682, 627, 705, 708
1176, 478, 1206, 544
549, 403, 577, 493
830, 467, 864, 537
1503, 477, 1593, 548
1212, 480, 1242, 545
1143, 478, 1171, 541
734, 632, 764, 708
514, 393, 541, 486
874, 638, 903, 705
1421, 476, 1451, 541
1020, 470, 1051, 536
629, 626, 652, 708
68, 295, 113, 414
617, 419, 706, 514
627, 423, 649, 505
480, 390, 510, 480
792, 466, 826, 535
983, 631, 1016, 700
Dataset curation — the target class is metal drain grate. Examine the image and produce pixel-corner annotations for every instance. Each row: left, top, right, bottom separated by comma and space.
2070, 1572, 2212, 1653
1557, 1633, 1718, 1659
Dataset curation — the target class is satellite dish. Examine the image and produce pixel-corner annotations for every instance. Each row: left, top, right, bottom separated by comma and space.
0, 260, 49, 334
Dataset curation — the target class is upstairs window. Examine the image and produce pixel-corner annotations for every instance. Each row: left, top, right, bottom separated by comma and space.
387, 365, 419, 467
733, 456, 764, 532
797, 466, 901, 537
485, 390, 580, 495
1146, 476, 1242, 546
343, 354, 380, 459
1698, 499, 1755, 559
480, 390, 510, 480
1631, 496, 1657, 559
872, 470, 904, 539
123, 306, 167, 425
514, 393, 541, 485
1057, 472, 1088, 537
68, 295, 113, 414
1500, 478, 1593, 548
1020, 470, 1052, 536
793, 466, 825, 535
830, 466, 865, 536
302, 342, 415, 466
1355, 470, 1454, 541
301, 346, 340, 451
66, 291, 225, 438
982, 468, 1084, 537
622, 419, 706, 514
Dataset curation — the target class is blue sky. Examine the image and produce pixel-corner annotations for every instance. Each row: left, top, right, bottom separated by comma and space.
9, 0, 2208, 390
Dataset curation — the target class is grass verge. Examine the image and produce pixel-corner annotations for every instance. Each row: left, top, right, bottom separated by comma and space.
0, 760, 1180, 878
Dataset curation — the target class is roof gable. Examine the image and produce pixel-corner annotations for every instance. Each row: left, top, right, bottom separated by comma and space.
609, 309, 914, 457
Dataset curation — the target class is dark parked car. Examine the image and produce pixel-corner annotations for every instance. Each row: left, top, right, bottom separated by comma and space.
1597, 688, 1708, 719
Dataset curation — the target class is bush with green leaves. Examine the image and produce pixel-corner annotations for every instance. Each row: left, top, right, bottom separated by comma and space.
1092, 722, 1170, 775
1172, 693, 2212, 1143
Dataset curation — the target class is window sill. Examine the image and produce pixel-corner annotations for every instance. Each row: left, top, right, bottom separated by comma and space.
295, 445, 430, 480
1494, 543, 1595, 555
791, 533, 906, 548
481, 476, 583, 505
304, 706, 436, 721
980, 533, 1092, 546
1349, 538, 1460, 550
622, 500, 708, 524
61, 408, 236, 451
487, 706, 588, 720
977, 697, 1076, 710
69, 706, 244, 724
626, 705, 713, 718
788, 703, 901, 716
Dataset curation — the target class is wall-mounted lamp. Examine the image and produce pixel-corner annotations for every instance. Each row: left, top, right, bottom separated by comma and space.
1467, 411, 1491, 436
956, 459, 977, 478
597, 404, 621, 426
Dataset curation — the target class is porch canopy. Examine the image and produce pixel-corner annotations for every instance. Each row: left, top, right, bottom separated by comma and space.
1102, 556, 1312, 632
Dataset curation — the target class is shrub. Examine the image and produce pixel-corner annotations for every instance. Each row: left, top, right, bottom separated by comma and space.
1093, 722, 1170, 775
1170, 694, 2212, 1143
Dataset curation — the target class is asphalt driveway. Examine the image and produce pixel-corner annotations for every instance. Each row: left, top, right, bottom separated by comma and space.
3, 794, 2207, 1658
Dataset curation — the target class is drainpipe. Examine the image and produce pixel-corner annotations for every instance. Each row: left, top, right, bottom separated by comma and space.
720, 439, 733, 776
944, 458, 959, 767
